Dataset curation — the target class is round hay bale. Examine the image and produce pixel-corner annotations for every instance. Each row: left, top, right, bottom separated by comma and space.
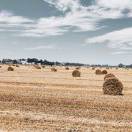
92, 67, 95, 70
102, 70, 108, 74
42, 65, 45, 68
8, 66, 14, 71
103, 77, 123, 95
51, 68, 57, 72
16, 64, 19, 67
95, 69, 102, 75
34, 65, 41, 69
72, 70, 81, 77
104, 73, 115, 80
76, 67, 80, 70
65, 67, 69, 70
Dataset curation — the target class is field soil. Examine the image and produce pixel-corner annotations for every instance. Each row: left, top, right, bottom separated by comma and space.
0, 65, 131, 132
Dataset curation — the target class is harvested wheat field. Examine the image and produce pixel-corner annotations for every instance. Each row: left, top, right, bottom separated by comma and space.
0, 65, 131, 132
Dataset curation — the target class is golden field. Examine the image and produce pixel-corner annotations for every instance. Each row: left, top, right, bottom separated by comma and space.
0, 65, 131, 131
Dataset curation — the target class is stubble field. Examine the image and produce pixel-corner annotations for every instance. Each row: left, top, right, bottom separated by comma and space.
0, 65, 131, 132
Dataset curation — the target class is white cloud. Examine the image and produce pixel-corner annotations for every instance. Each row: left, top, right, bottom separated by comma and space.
0, 10, 33, 24
21, 9, 97, 37
1, 0, 132, 37
23, 0, 132, 37
86, 27, 132, 51
94, 0, 132, 18
96, 0, 132, 9
42, 0, 132, 19
111, 51, 128, 55
0, 10, 34, 34
25, 45, 55, 51
42, 0, 80, 12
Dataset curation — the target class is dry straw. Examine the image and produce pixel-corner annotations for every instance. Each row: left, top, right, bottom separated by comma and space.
76, 67, 80, 70
104, 73, 115, 80
65, 67, 69, 70
8, 66, 14, 71
51, 68, 57, 72
103, 77, 123, 95
72, 70, 81, 77
102, 70, 108, 75
95, 69, 102, 75
92, 67, 95, 70
106, 67, 109, 69
34, 65, 41, 69
16, 64, 19, 67
42, 65, 45, 68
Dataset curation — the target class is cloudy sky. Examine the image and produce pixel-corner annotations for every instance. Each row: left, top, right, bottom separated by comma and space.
0, 0, 132, 65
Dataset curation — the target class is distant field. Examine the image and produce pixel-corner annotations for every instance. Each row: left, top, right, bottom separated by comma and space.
0, 65, 131, 131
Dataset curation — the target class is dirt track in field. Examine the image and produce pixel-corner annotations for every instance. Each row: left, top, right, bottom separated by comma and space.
0, 65, 131, 131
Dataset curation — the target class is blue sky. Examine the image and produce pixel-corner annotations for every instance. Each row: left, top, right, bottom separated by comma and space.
0, 0, 132, 65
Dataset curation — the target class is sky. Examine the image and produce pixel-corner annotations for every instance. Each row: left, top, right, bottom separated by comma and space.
0, 0, 132, 65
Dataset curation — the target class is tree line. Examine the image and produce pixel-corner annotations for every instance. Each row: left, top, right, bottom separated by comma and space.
0, 58, 132, 68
